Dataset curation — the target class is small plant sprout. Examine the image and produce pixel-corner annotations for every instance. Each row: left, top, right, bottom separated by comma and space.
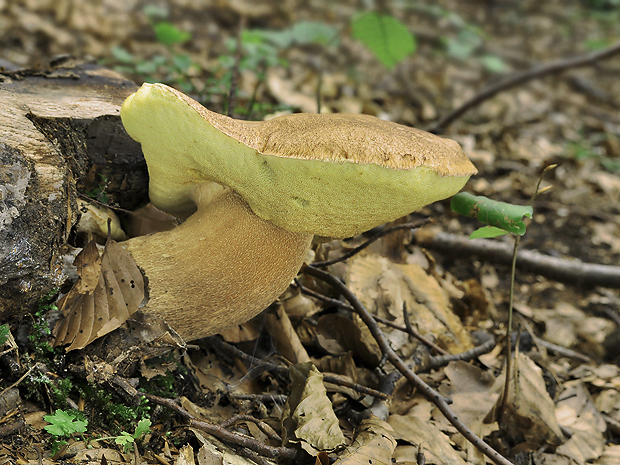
44, 409, 88, 454
96, 418, 152, 453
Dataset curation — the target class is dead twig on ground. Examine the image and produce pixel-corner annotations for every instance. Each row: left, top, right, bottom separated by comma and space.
429, 41, 620, 133
422, 336, 497, 371
312, 219, 430, 268
295, 280, 448, 355
415, 229, 620, 289
143, 393, 299, 462
207, 337, 390, 400
302, 265, 514, 465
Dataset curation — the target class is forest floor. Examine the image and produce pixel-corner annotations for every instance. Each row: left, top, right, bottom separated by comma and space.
1, 1, 620, 464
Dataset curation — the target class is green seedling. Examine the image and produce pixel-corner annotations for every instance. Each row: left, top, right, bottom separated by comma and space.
0, 324, 8, 346
450, 192, 533, 238
44, 409, 88, 455
96, 418, 152, 453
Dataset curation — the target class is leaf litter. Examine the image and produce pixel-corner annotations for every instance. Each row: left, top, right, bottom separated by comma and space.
2, 1, 620, 464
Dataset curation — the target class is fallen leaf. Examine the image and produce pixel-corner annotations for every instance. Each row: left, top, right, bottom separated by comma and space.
487, 350, 565, 448
281, 362, 346, 454
334, 417, 396, 465
388, 414, 467, 465
347, 253, 472, 354
53, 237, 146, 351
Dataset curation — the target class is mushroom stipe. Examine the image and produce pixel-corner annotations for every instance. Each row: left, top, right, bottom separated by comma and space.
119, 83, 477, 341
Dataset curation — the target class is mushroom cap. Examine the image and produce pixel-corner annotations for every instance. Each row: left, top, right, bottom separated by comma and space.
121, 83, 477, 238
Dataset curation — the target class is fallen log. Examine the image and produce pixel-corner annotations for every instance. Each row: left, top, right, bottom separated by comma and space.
0, 59, 147, 318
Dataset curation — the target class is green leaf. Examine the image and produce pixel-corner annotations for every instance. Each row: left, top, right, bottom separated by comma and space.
111, 46, 135, 64
479, 54, 506, 73
290, 21, 339, 46
444, 29, 482, 60
351, 12, 416, 69
133, 419, 152, 439
135, 60, 158, 75
154, 22, 191, 46
0, 324, 9, 346
451, 192, 533, 236
44, 410, 88, 437
469, 226, 509, 239
115, 431, 135, 446
143, 4, 169, 19
172, 54, 192, 72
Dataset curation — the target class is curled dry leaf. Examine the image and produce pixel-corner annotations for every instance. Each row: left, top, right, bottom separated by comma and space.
346, 253, 472, 353
53, 238, 146, 351
334, 417, 396, 465
486, 350, 565, 448
281, 362, 346, 455
388, 414, 467, 465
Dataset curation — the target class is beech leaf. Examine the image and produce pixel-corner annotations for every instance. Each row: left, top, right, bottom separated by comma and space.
53, 238, 146, 351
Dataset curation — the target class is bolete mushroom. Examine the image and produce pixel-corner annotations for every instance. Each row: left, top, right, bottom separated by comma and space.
120, 83, 477, 341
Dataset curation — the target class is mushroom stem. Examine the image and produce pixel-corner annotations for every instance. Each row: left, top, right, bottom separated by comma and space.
122, 185, 313, 340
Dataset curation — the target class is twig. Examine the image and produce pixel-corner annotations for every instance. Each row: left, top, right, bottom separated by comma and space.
429, 41, 620, 133
415, 229, 620, 289
313, 219, 430, 268
422, 336, 497, 371
143, 393, 299, 462
295, 281, 448, 355
207, 337, 390, 400
219, 414, 281, 442
302, 265, 514, 465
0, 364, 37, 399
228, 393, 288, 404
533, 337, 591, 363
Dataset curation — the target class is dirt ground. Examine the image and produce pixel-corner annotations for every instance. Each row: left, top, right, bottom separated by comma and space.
1, 1, 620, 464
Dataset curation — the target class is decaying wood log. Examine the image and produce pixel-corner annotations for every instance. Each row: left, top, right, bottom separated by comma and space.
0, 59, 148, 319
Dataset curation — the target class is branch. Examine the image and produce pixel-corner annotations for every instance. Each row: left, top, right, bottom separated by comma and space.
415, 229, 620, 288
429, 41, 620, 133
302, 265, 514, 465
143, 393, 299, 462
312, 219, 430, 268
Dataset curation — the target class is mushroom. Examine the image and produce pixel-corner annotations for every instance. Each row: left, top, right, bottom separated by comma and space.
120, 83, 477, 341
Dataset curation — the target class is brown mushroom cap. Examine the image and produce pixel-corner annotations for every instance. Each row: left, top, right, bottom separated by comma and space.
121, 83, 477, 238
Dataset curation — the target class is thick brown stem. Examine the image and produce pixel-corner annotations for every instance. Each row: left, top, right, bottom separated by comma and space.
123, 188, 312, 341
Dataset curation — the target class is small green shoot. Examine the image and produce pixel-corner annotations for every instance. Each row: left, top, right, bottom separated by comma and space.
44, 409, 88, 454
97, 418, 152, 453
44, 409, 88, 436
450, 192, 533, 238
0, 324, 9, 346
351, 12, 416, 69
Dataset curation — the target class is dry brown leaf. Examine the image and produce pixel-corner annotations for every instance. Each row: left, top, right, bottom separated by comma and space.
176, 444, 196, 465
316, 314, 382, 367
388, 415, 467, 465
281, 362, 346, 454
347, 253, 472, 354
264, 305, 310, 364
334, 417, 396, 465
439, 361, 499, 463
53, 238, 146, 351
555, 381, 606, 465
594, 445, 620, 465
487, 351, 565, 448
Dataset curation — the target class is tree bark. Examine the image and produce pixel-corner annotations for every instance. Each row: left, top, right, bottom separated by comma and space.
0, 59, 147, 319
